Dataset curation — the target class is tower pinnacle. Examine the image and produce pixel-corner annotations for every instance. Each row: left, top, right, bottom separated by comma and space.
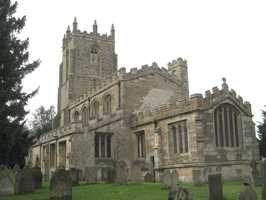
93, 20, 98, 34
73, 17, 78, 32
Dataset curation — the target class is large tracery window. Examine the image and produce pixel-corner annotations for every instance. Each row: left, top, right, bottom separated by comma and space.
103, 95, 112, 114
214, 103, 240, 148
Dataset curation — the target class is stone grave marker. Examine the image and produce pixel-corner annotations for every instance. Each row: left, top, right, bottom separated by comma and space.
84, 167, 97, 184
15, 168, 35, 194
250, 160, 261, 186
162, 170, 172, 188
50, 168, 72, 200
171, 171, 178, 186
13, 164, 20, 174
115, 160, 128, 184
144, 172, 154, 182
70, 168, 79, 186
0, 170, 15, 196
239, 177, 257, 200
131, 164, 143, 184
31, 167, 42, 189
168, 185, 194, 200
208, 173, 223, 200
262, 159, 266, 200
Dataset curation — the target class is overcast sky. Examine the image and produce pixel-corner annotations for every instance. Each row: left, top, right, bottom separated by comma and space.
17, 0, 266, 126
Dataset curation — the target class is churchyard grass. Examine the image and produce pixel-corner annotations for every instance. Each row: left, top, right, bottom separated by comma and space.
0, 181, 262, 200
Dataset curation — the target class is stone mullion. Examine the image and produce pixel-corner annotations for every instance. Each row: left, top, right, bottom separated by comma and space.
227, 107, 232, 147
221, 107, 226, 147
217, 108, 222, 147
234, 112, 239, 147
182, 122, 186, 153
231, 111, 236, 147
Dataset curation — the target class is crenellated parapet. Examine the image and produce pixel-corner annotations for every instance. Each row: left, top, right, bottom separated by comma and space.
63, 18, 115, 50
129, 77, 252, 127
117, 62, 179, 84
168, 57, 187, 68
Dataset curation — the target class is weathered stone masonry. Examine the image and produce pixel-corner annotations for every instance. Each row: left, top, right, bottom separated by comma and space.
29, 18, 259, 183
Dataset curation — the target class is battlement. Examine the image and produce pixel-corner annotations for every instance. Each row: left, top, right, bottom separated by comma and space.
118, 61, 179, 83
130, 77, 252, 126
63, 18, 115, 49
168, 57, 187, 68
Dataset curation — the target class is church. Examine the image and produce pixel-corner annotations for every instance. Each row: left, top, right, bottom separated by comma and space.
29, 18, 259, 183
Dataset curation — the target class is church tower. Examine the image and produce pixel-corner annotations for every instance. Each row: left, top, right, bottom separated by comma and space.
57, 18, 117, 126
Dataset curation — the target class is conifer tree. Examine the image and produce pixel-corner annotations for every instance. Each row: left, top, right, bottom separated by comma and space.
0, 0, 40, 167
258, 107, 266, 158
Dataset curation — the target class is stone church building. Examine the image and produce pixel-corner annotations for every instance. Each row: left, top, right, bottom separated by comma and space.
29, 18, 259, 183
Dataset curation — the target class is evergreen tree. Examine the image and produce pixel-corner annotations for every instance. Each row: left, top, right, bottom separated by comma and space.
258, 106, 266, 158
0, 0, 40, 167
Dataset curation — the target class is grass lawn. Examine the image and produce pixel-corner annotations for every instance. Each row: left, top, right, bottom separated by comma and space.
0, 181, 262, 200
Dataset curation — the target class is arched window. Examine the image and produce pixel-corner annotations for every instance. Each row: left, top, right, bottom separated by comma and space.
73, 111, 79, 122
90, 47, 98, 64
82, 107, 88, 125
214, 103, 240, 148
103, 95, 112, 114
91, 101, 99, 119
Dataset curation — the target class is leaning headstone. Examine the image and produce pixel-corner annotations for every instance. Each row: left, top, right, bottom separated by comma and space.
84, 167, 97, 184
168, 185, 194, 200
50, 168, 72, 200
144, 172, 154, 182
131, 165, 143, 184
70, 168, 79, 186
15, 168, 35, 194
208, 174, 223, 200
250, 160, 261, 186
162, 170, 172, 188
115, 160, 128, 184
0, 170, 15, 196
31, 167, 42, 189
262, 159, 266, 200
239, 177, 257, 200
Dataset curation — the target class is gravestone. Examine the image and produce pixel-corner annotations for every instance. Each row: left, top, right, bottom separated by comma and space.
70, 168, 79, 186
168, 185, 194, 200
131, 165, 143, 183
162, 170, 172, 188
50, 168, 72, 200
84, 167, 97, 184
171, 171, 178, 186
208, 174, 223, 200
115, 160, 128, 184
13, 164, 20, 174
239, 177, 257, 200
250, 160, 261, 186
106, 168, 115, 183
31, 167, 42, 189
0, 172, 14, 196
15, 168, 35, 194
262, 159, 266, 200
144, 172, 154, 182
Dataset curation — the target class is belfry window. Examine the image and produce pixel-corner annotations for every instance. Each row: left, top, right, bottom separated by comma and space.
82, 107, 88, 125
73, 111, 79, 122
95, 133, 112, 158
91, 101, 99, 119
136, 131, 145, 158
103, 95, 112, 114
169, 121, 189, 154
214, 103, 239, 148
90, 47, 98, 64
